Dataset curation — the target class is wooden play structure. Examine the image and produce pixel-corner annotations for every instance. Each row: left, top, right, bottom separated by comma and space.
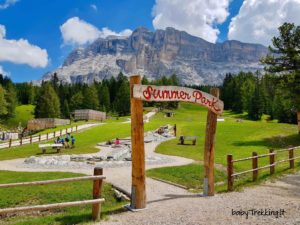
129, 75, 224, 209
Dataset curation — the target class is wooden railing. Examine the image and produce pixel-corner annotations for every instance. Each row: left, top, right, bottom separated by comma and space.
227, 146, 300, 191
0, 167, 105, 221
0, 123, 99, 149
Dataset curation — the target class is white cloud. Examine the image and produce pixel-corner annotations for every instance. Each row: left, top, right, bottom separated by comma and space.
0, 0, 19, 9
152, 0, 230, 43
90, 4, 97, 11
0, 65, 9, 77
60, 17, 132, 45
0, 24, 48, 68
228, 0, 300, 46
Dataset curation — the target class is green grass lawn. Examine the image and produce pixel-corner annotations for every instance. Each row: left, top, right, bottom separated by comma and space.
147, 103, 300, 191
147, 163, 226, 189
4, 105, 35, 129
1, 102, 299, 192
0, 170, 127, 225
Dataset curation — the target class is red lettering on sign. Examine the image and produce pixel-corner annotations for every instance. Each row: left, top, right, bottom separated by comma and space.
211, 98, 221, 112
143, 86, 153, 100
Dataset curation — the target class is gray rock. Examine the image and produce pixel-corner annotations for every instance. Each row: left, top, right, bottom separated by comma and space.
40, 27, 267, 86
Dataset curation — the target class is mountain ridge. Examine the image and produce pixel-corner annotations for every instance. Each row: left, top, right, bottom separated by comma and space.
41, 26, 268, 85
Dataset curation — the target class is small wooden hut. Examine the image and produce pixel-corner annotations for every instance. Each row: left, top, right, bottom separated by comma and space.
74, 109, 106, 121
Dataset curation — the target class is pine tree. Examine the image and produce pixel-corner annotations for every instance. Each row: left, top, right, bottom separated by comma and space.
4, 83, 17, 118
0, 84, 8, 116
70, 91, 84, 111
83, 85, 99, 110
114, 81, 130, 116
221, 73, 235, 110
248, 75, 264, 120
141, 75, 149, 84
35, 82, 61, 118
62, 99, 70, 118
98, 84, 110, 112
261, 22, 300, 122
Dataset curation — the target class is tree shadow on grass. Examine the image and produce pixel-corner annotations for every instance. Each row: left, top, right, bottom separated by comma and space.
55, 207, 127, 225
232, 134, 300, 149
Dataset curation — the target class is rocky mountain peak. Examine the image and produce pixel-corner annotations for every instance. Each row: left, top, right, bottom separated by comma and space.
42, 27, 268, 85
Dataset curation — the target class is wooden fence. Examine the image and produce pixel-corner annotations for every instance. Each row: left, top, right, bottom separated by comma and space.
0, 123, 99, 150
0, 167, 105, 221
227, 146, 300, 191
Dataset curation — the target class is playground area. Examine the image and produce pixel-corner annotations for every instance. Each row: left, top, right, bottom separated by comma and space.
0, 78, 299, 224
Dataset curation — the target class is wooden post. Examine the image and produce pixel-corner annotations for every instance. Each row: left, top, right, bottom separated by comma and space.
39, 134, 41, 142
174, 124, 177, 137
71, 127, 73, 133
227, 154, 234, 192
53, 131, 56, 138
269, 149, 275, 175
289, 147, 294, 169
20, 137, 22, 146
60, 129, 62, 136
9, 139, 12, 148
252, 152, 258, 181
76, 125, 78, 131
203, 88, 219, 196
130, 75, 146, 209
65, 128, 68, 134
46, 133, 48, 140
30, 136, 32, 144
92, 167, 103, 221
297, 111, 300, 134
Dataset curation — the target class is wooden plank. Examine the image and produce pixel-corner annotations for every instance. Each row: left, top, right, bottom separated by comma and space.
133, 85, 224, 115
297, 111, 300, 134
92, 167, 103, 221
0, 199, 105, 215
252, 152, 258, 181
130, 75, 146, 209
276, 146, 300, 152
289, 147, 294, 169
232, 153, 276, 163
0, 175, 105, 188
203, 88, 219, 196
270, 149, 275, 175
227, 155, 234, 191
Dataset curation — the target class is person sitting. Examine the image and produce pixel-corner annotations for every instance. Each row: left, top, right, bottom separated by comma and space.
115, 138, 120, 145
60, 138, 65, 147
55, 137, 60, 144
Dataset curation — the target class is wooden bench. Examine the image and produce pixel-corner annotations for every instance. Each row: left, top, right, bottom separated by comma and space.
39, 144, 63, 154
179, 136, 197, 145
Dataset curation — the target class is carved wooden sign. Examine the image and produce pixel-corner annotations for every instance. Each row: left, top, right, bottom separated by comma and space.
133, 85, 224, 115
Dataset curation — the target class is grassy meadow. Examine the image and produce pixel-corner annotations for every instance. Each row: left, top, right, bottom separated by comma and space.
146, 103, 300, 191
0, 171, 127, 225
0, 102, 299, 224
3, 105, 35, 129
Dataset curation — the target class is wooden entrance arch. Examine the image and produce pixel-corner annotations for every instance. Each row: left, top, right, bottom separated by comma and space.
129, 75, 224, 209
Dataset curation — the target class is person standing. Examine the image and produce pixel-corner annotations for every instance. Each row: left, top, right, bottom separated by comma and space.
71, 136, 75, 148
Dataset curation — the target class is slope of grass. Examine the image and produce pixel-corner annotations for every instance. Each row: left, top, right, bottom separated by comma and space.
0, 170, 127, 225
155, 103, 299, 170
4, 105, 35, 129
150, 103, 299, 191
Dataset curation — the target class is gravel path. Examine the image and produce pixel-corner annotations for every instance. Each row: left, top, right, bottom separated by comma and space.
101, 172, 300, 225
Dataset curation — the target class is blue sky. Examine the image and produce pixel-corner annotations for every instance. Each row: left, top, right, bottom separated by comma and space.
0, 0, 299, 82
